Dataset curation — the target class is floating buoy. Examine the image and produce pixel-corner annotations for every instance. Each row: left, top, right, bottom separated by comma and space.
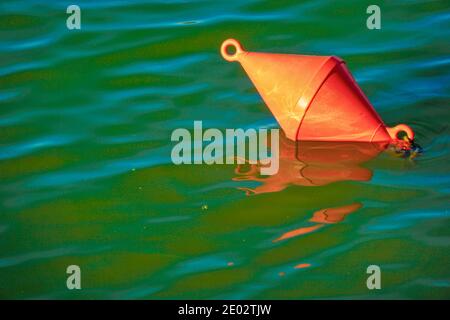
221, 38, 414, 143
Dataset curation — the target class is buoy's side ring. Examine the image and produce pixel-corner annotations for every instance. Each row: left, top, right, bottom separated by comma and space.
221, 38, 245, 62
387, 124, 415, 141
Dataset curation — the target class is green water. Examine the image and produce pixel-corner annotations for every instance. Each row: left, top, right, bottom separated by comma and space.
0, 0, 449, 299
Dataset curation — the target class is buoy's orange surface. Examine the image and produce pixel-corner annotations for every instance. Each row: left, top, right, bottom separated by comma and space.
221, 38, 414, 143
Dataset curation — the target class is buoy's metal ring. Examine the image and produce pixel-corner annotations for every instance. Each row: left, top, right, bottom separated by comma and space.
221, 38, 245, 62
387, 124, 415, 141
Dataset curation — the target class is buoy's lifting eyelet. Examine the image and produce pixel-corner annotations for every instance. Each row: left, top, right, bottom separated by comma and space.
221, 38, 245, 62
387, 124, 415, 141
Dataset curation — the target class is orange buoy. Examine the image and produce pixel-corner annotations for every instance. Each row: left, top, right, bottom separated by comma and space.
220, 38, 414, 143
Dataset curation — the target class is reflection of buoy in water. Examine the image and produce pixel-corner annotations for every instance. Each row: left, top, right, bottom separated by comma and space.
221, 38, 415, 143
233, 133, 386, 195
309, 203, 362, 224
273, 203, 361, 242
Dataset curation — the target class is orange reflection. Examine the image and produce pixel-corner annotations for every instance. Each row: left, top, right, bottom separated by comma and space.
273, 202, 362, 243
232, 133, 383, 246
294, 263, 311, 269
233, 132, 387, 195
309, 203, 362, 224
273, 224, 323, 242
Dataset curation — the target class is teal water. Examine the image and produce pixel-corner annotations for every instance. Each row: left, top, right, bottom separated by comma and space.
0, 0, 449, 299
